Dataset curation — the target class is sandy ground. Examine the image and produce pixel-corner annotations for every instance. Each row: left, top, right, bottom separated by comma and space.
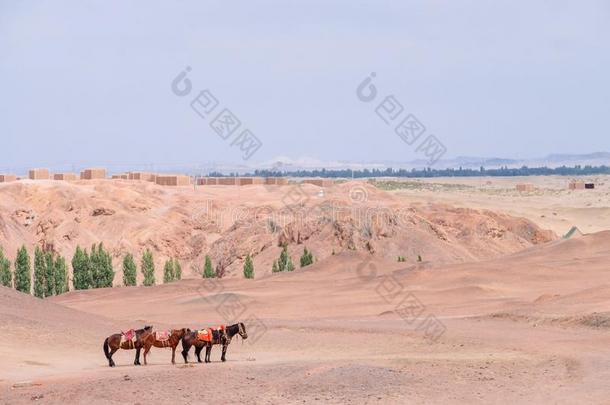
2, 177, 610, 404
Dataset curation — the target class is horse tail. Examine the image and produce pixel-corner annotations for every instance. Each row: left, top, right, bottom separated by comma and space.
103, 337, 111, 359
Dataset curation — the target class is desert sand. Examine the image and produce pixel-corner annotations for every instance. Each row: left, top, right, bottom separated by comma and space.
1, 176, 610, 404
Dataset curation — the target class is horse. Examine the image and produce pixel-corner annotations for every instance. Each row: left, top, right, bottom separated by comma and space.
141, 328, 188, 365
181, 322, 248, 364
102, 326, 153, 367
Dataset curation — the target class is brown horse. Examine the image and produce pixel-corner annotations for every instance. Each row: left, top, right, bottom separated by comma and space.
142, 328, 188, 365
103, 326, 153, 367
181, 323, 247, 364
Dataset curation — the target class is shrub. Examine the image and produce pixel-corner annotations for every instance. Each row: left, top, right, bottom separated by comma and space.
174, 259, 182, 280
272, 260, 279, 273
300, 247, 314, 268
203, 255, 215, 278
243, 254, 254, 279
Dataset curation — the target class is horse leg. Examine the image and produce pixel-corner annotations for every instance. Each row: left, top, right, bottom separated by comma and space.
143, 344, 151, 366
195, 345, 203, 363
134, 347, 141, 366
181, 341, 190, 364
171, 345, 176, 365
221, 344, 227, 362
108, 347, 118, 367
205, 345, 211, 363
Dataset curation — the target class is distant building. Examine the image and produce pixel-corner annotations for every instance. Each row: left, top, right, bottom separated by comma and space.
155, 174, 191, 186
516, 183, 535, 192
0, 174, 17, 183
53, 173, 78, 181
29, 168, 50, 180
81, 168, 107, 180
569, 181, 586, 190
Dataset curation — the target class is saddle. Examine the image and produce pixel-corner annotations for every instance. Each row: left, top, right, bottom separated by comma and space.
120, 329, 136, 346
197, 329, 212, 342
121, 329, 135, 341
155, 330, 171, 342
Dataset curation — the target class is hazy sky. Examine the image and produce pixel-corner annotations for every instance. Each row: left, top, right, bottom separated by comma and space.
1, 1, 609, 170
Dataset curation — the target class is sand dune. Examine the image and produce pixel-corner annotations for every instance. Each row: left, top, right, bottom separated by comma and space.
3, 179, 610, 403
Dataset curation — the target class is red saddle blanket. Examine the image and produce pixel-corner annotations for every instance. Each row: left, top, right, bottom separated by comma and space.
155, 331, 171, 341
197, 329, 212, 342
122, 329, 135, 341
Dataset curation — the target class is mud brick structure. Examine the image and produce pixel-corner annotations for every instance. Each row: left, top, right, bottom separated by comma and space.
111, 174, 129, 180
28, 168, 50, 180
569, 181, 586, 190
516, 183, 535, 192
264, 177, 288, 185
0, 174, 17, 183
196, 177, 207, 186
218, 177, 237, 185
155, 175, 191, 186
81, 168, 107, 180
206, 177, 218, 185
237, 177, 265, 185
128, 172, 157, 182
302, 178, 334, 187
53, 173, 78, 181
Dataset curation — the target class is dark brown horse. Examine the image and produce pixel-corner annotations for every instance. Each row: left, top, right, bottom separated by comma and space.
103, 326, 153, 367
142, 328, 188, 365
181, 323, 247, 364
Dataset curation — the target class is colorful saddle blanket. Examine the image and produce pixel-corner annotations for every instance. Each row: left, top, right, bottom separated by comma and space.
197, 329, 212, 342
155, 331, 171, 342
122, 329, 135, 341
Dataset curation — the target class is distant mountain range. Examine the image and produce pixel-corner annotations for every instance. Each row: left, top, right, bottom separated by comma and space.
249, 152, 610, 173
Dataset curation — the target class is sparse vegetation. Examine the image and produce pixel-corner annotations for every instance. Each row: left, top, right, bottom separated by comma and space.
174, 259, 182, 280
33, 246, 46, 298
141, 249, 156, 286
397, 256, 406, 262
417, 255, 422, 262
300, 247, 314, 268
243, 254, 254, 279
163, 259, 175, 283
14, 245, 31, 294
122, 254, 137, 286
90, 243, 114, 288
0, 248, 12, 288
72, 246, 91, 290
203, 255, 215, 278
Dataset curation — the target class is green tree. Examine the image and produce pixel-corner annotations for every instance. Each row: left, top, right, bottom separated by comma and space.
54, 255, 68, 295
72, 245, 91, 290
0, 248, 12, 288
89, 243, 114, 288
122, 254, 137, 286
285, 255, 295, 272
14, 246, 31, 294
33, 246, 46, 298
300, 247, 314, 268
141, 249, 156, 286
243, 254, 254, 279
272, 260, 279, 273
278, 246, 289, 272
163, 259, 175, 283
44, 251, 55, 297
203, 255, 215, 278
174, 259, 182, 280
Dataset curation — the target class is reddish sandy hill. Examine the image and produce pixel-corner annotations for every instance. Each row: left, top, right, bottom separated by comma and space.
0, 180, 555, 283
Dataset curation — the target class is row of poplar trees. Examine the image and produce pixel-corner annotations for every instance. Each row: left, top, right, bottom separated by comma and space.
0, 244, 182, 297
